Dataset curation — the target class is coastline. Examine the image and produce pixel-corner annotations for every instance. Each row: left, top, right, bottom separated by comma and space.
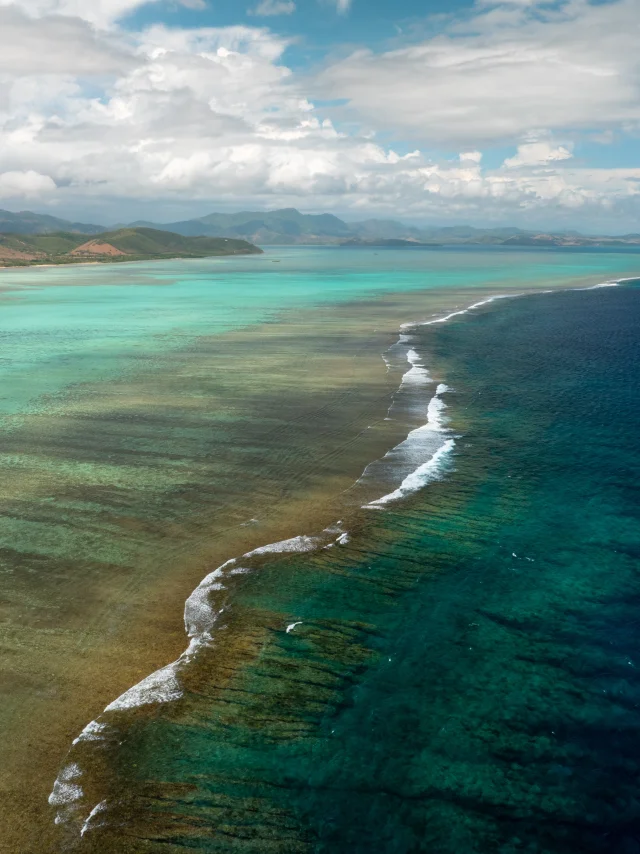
0, 251, 262, 272
47, 274, 640, 848
0, 283, 449, 853
1, 260, 638, 853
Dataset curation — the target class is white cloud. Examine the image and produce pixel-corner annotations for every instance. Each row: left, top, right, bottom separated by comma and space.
334, 0, 352, 12
0, 0, 638, 228
0, 0, 198, 27
249, 0, 296, 15
0, 170, 56, 195
503, 141, 573, 168
460, 151, 483, 164
317, 0, 640, 148
0, 6, 135, 75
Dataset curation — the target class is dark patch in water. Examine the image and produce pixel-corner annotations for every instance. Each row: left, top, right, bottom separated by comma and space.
60, 285, 640, 852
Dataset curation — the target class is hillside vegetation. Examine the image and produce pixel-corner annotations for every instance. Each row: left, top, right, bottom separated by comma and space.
4, 206, 640, 248
0, 227, 262, 266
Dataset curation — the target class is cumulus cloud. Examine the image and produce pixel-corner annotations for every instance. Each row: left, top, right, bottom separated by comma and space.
0, 0, 638, 227
503, 141, 573, 168
0, 0, 197, 27
460, 151, 483, 164
249, 0, 296, 15
317, 0, 640, 148
0, 6, 135, 75
0, 170, 56, 196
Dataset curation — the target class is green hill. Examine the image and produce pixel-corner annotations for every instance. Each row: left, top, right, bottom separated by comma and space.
0, 227, 262, 267
0, 208, 104, 235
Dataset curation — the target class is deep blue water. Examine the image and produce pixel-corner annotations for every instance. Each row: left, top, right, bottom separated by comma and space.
56, 283, 640, 853
283, 283, 640, 853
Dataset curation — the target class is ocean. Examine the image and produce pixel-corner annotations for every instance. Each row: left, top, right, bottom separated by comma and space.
0, 248, 639, 852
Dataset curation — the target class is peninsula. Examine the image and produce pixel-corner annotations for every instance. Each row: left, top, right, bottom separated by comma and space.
0, 227, 262, 267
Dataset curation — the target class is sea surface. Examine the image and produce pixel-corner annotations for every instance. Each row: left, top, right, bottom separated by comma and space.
0, 247, 639, 852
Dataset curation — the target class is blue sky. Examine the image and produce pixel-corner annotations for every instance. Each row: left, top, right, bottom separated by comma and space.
126, 0, 473, 57
0, 0, 639, 231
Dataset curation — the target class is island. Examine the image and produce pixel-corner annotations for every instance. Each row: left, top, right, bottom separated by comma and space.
0, 227, 262, 267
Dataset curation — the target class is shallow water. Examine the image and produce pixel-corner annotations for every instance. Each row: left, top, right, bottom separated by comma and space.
59, 282, 640, 854
1, 246, 638, 420
1, 248, 640, 851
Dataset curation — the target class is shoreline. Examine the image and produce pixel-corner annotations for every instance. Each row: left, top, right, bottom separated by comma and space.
48, 274, 640, 844
0, 251, 262, 272
1, 267, 638, 853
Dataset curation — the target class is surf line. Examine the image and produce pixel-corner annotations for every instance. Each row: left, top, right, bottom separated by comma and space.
43, 289, 524, 834
48, 280, 632, 835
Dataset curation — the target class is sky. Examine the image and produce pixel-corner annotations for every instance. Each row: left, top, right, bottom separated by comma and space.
1, 0, 639, 231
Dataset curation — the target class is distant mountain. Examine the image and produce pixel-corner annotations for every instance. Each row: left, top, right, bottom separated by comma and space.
124, 209, 467, 244
347, 219, 427, 241
501, 233, 640, 248
127, 208, 353, 244
0, 209, 104, 235
421, 225, 526, 241
3, 207, 640, 249
0, 227, 261, 267
123, 209, 640, 248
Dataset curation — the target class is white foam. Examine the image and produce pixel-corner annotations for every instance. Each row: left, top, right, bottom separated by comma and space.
426, 384, 451, 431
73, 720, 108, 745
57, 531, 328, 785
184, 565, 227, 639
577, 281, 621, 290
356, 376, 451, 493
105, 661, 182, 712
400, 293, 521, 331
360, 376, 455, 509
366, 439, 456, 507
49, 780, 84, 807
244, 535, 320, 557
69, 535, 322, 723
101, 553, 238, 715
398, 278, 632, 336
401, 348, 431, 387
81, 801, 108, 837
59, 763, 82, 782
55, 276, 640, 831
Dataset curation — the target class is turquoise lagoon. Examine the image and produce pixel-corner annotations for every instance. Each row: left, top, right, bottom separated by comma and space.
2, 246, 640, 418
0, 247, 639, 852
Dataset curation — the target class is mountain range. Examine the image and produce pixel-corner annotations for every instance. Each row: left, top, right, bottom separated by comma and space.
1, 207, 640, 248
0, 208, 104, 236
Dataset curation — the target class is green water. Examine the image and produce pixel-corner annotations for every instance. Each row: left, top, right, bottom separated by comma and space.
1, 248, 640, 851
1, 247, 638, 418
50, 279, 640, 852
